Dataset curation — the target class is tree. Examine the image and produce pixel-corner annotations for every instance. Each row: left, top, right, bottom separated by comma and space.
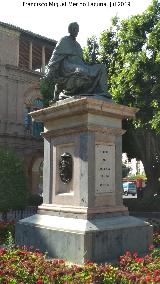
83, 36, 99, 64
40, 77, 55, 107
0, 149, 27, 220
96, 0, 160, 197
122, 163, 131, 178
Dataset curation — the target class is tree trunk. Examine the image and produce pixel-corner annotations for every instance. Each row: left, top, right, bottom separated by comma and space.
123, 127, 160, 198
143, 172, 160, 198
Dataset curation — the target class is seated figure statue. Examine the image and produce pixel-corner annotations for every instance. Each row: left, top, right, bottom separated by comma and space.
46, 22, 112, 101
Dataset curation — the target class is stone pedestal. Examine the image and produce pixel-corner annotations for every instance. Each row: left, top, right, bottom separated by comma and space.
15, 96, 152, 264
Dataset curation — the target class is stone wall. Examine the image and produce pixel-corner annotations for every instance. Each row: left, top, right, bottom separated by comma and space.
0, 57, 43, 195
0, 26, 20, 66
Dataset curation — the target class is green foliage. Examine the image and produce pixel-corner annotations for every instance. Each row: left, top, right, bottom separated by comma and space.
0, 148, 27, 214
149, 219, 160, 233
99, 0, 160, 117
122, 163, 131, 178
40, 77, 55, 107
83, 36, 99, 64
27, 194, 43, 206
84, 1, 159, 122
128, 173, 146, 181
94, 0, 160, 197
0, 221, 15, 245
98, 0, 160, 121
4, 231, 15, 250
0, 232, 160, 283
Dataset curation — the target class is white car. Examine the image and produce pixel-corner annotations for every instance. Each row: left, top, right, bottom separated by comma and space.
123, 182, 137, 196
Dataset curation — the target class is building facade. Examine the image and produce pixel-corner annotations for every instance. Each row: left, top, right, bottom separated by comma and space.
0, 22, 56, 194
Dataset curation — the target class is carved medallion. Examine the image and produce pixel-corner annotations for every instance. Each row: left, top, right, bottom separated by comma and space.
59, 152, 73, 183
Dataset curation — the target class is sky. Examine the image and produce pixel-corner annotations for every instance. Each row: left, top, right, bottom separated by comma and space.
0, 0, 153, 47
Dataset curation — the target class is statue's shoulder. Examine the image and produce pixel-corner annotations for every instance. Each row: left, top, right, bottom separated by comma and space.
54, 36, 71, 53
57, 36, 70, 45
55, 36, 78, 55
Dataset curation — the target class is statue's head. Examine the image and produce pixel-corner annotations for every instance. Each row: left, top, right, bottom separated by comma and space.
68, 22, 79, 38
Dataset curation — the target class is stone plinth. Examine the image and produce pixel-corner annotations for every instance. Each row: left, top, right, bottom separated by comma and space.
15, 96, 152, 264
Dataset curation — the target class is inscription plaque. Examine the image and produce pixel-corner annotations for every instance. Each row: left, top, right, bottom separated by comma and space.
95, 144, 115, 195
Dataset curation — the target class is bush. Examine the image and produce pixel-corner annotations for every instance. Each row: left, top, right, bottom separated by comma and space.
27, 194, 43, 206
0, 221, 15, 244
0, 148, 27, 218
0, 238, 159, 283
0, 220, 160, 283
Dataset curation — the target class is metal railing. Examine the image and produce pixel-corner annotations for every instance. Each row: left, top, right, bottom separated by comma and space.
0, 206, 38, 221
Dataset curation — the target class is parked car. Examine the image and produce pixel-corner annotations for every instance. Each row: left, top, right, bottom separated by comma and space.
123, 182, 137, 196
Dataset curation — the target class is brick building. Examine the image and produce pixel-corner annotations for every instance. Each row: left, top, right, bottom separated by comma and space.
0, 22, 56, 194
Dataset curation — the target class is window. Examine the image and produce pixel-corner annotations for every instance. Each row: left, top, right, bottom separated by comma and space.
24, 98, 43, 137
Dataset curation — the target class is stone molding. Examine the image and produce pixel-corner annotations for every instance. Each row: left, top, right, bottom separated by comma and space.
30, 97, 138, 123
38, 203, 128, 216
41, 124, 126, 139
4, 64, 41, 81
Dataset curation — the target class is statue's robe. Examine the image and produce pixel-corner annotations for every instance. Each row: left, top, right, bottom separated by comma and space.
47, 36, 109, 96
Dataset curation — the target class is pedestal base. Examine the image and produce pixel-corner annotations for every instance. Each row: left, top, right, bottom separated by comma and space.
22, 98, 152, 264
15, 214, 152, 264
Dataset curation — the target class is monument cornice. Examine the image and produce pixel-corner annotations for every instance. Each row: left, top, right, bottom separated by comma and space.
30, 97, 138, 122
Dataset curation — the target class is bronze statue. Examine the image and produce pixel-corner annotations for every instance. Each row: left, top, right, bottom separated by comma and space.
47, 22, 111, 101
